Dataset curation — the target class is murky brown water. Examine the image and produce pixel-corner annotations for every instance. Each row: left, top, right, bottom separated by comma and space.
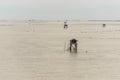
0, 22, 120, 80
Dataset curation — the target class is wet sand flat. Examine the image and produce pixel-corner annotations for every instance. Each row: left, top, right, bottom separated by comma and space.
0, 21, 120, 80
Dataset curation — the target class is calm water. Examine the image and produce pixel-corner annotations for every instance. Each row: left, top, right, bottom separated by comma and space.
0, 22, 120, 80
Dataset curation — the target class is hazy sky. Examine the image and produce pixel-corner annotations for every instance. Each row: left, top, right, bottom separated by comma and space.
0, 0, 120, 20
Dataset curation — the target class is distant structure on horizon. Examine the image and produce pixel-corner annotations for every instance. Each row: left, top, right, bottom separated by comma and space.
103, 24, 106, 27
64, 21, 68, 29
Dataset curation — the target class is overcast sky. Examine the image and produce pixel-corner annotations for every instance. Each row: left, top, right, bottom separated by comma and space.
0, 0, 120, 20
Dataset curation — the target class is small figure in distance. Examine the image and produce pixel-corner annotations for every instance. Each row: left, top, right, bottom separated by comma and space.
64, 21, 68, 29
69, 39, 78, 53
